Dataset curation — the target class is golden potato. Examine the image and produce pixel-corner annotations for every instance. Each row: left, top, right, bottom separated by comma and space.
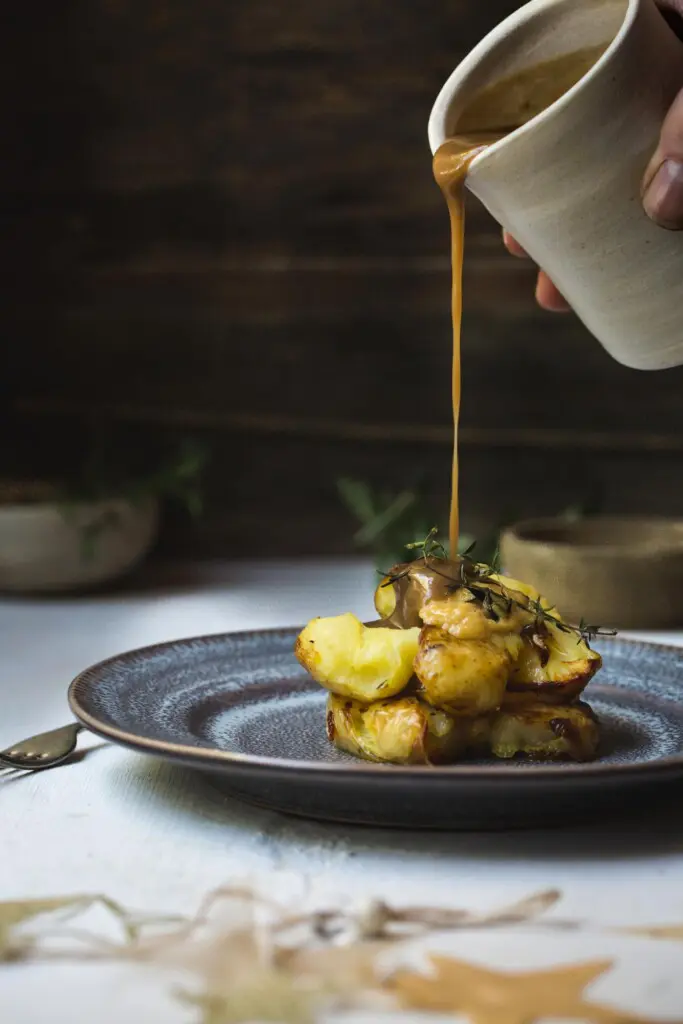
373, 558, 456, 628
419, 588, 529, 642
374, 576, 397, 619
326, 694, 490, 765
489, 572, 551, 609
303, 557, 605, 764
490, 700, 600, 762
507, 622, 602, 704
374, 559, 552, 635
413, 625, 513, 714
295, 613, 420, 703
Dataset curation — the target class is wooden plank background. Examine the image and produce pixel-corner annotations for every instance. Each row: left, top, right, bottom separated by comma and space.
3, 0, 683, 557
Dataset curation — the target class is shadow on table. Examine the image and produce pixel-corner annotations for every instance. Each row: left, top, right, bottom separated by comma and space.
108, 754, 683, 865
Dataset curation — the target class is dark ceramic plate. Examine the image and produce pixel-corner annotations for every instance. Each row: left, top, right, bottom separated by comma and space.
68, 629, 683, 830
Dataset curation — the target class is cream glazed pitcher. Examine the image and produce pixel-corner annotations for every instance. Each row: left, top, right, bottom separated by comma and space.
428, 0, 683, 370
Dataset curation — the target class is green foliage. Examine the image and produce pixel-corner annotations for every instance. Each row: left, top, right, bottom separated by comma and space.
336, 478, 501, 569
56, 436, 210, 562
60, 437, 209, 518
336, 478, 439, 568
337, 476, 602, 573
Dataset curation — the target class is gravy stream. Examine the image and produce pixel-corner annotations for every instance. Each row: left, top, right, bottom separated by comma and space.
433, 46, 606, 559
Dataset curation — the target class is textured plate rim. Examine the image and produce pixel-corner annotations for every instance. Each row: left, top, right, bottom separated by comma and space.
67, 628, 683, 782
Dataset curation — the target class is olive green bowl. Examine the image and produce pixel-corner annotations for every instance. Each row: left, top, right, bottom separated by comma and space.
500, 516, 683, 630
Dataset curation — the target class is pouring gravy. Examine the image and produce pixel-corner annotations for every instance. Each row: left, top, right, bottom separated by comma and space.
432, 45, 607, 557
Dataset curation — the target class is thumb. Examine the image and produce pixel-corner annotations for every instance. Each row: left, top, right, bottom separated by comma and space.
642, 86, 683, 229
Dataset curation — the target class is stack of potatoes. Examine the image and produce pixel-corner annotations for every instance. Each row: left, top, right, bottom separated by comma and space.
295, 556, 602, 764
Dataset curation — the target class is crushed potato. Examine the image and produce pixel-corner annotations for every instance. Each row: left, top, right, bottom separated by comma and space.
294, 554, 607, 765
295, 613, 419, 703
326, 694, 490, 765
413, 626, 514, 714
490, 700, 600, 761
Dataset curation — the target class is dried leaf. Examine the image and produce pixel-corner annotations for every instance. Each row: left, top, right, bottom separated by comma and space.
362, 888, 562, 937
284, 941, 388, 995
94, 896, 184, 946
0, 886, 563, 970
176, 969, 319, 1024
618, 924, 683, 941
387, 954, 682, 1024
0, 897, 91, 960
0, 897, 83, 934
0, 894, 185, 962
7, 882, 683, 1024
176, 940, 393, 1023
482, 888, 562, 925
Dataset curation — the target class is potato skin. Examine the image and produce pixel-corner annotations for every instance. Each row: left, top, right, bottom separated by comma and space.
326, 694, 490, 765
295, 613, 420, 704
506, 623, 602, 704
413, 626, 511, 714
327, 693, 600, 765
491, 700, 600, 762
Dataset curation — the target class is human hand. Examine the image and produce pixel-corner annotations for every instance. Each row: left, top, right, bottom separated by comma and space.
505, 0, 683, 312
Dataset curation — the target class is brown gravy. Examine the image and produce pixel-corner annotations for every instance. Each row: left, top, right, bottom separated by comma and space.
433, 45, 606, 558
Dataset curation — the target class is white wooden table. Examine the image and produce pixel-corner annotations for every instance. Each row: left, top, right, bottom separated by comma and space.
3, 558, 683, 1023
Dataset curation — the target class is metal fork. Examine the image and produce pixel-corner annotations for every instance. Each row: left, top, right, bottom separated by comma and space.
0, 723, 84, 771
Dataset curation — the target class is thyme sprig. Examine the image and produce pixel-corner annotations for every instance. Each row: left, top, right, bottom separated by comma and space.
405, 526, 448, 561
577, 618, 618, 646
378, 565, 413, 588
380, 529, 617, 648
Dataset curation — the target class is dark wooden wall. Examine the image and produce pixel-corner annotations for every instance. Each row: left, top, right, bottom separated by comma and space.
4, 0, 683, 557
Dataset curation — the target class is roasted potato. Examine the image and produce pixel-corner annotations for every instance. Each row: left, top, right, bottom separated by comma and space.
295, 613, 420, 703
413, 625, 514, 714
375, 560, 553, 635
326, 693, 490, 765
507, 622, 602, 704
489, 572, 551, 609
305, 555, 605, 765
374, 558, 456, 628
490, 700, 600, 762
419, 588, 529, 643
374, 576, 397, 620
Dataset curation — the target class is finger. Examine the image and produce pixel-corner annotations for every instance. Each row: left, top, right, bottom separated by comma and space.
502, 230, 529, 258
535, 271, 571, 312
657, 1, 683, 40
642, 85, 683, 229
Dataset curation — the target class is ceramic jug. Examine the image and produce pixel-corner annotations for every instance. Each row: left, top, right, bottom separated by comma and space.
429, 0, 683, 370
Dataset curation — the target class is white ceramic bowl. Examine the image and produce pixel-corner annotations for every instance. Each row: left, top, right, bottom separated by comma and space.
0, 493, 159, 593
